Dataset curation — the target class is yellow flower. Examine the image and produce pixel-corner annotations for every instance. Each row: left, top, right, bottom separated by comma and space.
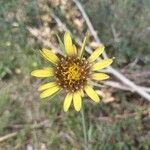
31, 32, 113, 112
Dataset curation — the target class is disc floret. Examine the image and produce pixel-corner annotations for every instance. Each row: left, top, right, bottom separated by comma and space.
54, 56, 91, 93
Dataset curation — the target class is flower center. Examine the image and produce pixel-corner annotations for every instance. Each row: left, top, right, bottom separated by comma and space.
55, 56, 91, 92
63, 63, 81, 81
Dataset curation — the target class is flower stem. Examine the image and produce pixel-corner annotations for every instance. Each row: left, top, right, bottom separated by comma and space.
81, 104, 88, 150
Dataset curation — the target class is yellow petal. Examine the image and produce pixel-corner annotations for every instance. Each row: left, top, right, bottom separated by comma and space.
92, 73, 110, 80
40, 48, 59, 64
84, 85, 100, 102
31, 68, 54, 77
92, 59, 113, 71
40, 85, 60, 99
88, 45, 105, 62
79, 36, 87, 58
80, 89, 84, 97
38, 82, 57, 91
73, 92, 82, 112
63, 93, 73, 112
64, 32, 75, 56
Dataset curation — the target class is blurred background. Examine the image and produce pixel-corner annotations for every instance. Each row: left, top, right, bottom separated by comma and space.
0, 0, 150, 149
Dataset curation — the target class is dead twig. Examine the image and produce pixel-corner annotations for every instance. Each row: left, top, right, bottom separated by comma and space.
93, 80, 150, 93
72, 0, 107, 58
0, 120, 50, 143
0, 132, 18, 143
103, 81, 150, 93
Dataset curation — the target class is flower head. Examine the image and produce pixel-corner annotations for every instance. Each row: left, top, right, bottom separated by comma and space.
31, 32, 113, 112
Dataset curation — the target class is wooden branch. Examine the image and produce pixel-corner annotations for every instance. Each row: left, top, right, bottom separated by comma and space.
0, 120, 50, 143
72, 0, 108, 58
93, 81, 150, 93
0, 132, 17, 143
72, 0, 150, 101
